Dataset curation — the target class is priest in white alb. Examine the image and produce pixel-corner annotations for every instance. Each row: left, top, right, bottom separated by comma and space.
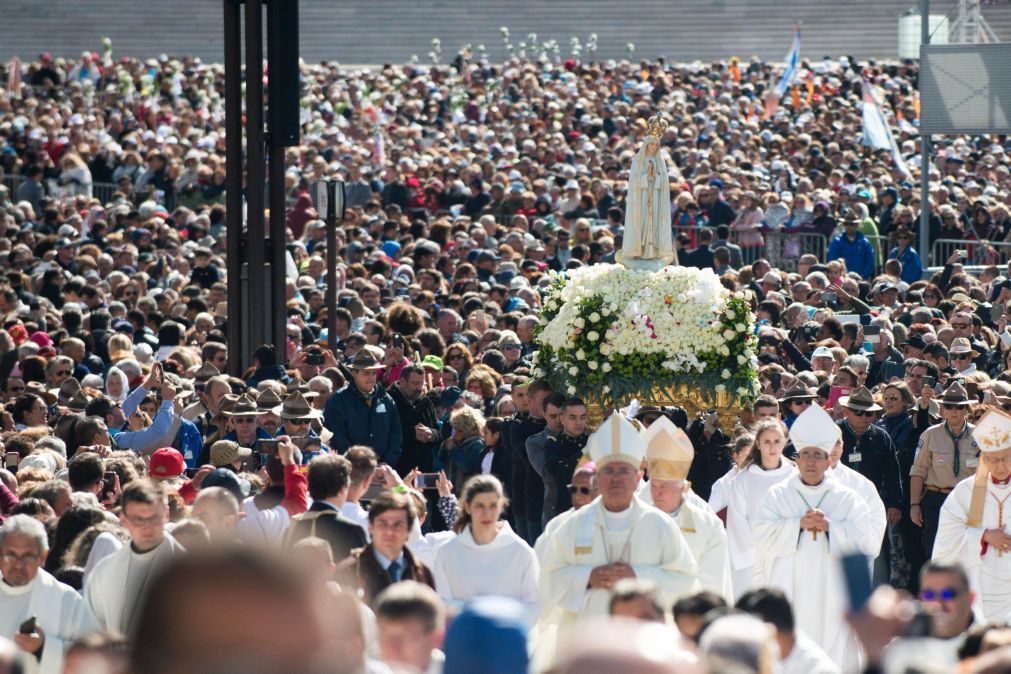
0, 515, 98, 674
538, 413, 698, 644
829, 426, 888, 560
934, 408, 1011, 622
754, 404, 876, 672
639, 416, 733, 601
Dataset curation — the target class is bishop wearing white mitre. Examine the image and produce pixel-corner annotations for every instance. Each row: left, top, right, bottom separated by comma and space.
639, 416, 733, 601
754, 404, 876, 672
934, 408, 1011, 622
539, 411, 699, 620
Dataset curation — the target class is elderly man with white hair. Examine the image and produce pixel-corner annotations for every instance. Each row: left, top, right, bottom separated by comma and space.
0, 515, 98, 673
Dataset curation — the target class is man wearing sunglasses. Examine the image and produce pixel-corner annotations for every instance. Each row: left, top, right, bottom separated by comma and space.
915, 561, 975, 649
935, 408, 1011, 622
838, 387, 903, 533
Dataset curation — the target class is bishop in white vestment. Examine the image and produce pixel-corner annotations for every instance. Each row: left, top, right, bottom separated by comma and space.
538, 413, 697, 664
934, 408, 1011, 622
754, 405, 876, 672
640, 417, 733, 601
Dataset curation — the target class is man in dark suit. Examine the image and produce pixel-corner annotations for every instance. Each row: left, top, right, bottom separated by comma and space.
681, 227, 716, 270
342, 491, 435, 607
286, 454, 367, 562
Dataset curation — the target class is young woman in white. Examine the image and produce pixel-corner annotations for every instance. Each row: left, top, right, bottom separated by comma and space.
431, 475, 540, 621
726, 420, 796, 599
708, 432, 755, 517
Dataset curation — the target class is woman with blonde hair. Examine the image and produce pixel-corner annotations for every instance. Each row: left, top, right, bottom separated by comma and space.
106, 334, 134, 364
438, 406, 486, 489
58, 152, 93, 198
431, 474, 539, 618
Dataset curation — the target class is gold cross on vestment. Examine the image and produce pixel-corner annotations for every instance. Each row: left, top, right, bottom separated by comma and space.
807, 528, 819, 541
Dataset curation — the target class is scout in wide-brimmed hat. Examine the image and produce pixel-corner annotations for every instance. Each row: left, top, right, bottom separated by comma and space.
272, 392, 323, 420
223, 393, 258, 417
255, 388, 283, 412
839, 386, 883, 412
939, 381, 974, 407
286, 373, 319, 399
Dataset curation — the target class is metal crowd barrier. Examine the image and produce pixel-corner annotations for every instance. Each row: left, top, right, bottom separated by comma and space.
931, 238, 1011, 266
2, 173, 177, 211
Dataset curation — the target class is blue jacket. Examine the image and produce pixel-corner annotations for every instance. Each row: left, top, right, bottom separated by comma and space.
889, 245, 924, 284
324, 386, 403, 466
828, 232, 875, 280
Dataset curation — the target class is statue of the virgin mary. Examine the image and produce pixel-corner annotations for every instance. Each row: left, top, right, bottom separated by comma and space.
616, 110, 676, 270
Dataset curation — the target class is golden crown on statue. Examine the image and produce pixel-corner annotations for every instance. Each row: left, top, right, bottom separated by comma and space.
645, 108, 669, 138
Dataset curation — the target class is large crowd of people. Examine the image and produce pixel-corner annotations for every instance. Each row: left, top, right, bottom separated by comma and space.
1, 40, 1011, 674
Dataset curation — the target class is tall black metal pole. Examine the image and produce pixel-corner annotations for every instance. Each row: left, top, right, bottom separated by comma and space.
326, 181, 338, 359
919, 0, 932, 265
268, 142, 287, 357
223, 0, 244, 376
245, 0, 266, 356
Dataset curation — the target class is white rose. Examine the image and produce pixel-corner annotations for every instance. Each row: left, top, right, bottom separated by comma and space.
720, 346, 730, 356
721, 369, 731, 380
576, 349, 586, 360
602, 385, 610, 394
587, 331, 599, 342
573, 317, 585, 328
588, 361, 599, 370
723, 329, 735, 340
600, 344, 612, 356
726, 309, 736, 320
736, 323, 747, 332
737, 354, 747, 365
716, 384, 726, 393
568, 366, 579, 376
567, 385, 577, 395
589, 312, 601, 323
602, 362, 612, 373
737, 386, 750, 396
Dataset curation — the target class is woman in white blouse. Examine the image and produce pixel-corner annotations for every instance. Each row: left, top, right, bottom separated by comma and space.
431, 475, 540, 620
725, 419, 796, 599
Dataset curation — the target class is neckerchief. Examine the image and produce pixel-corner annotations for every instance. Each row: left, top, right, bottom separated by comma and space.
944, 421, 969, 475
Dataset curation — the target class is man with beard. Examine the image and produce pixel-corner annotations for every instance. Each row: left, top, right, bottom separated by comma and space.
389, 364, 440, 477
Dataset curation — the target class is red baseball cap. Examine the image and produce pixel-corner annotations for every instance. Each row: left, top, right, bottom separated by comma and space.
150, 448, 185, 479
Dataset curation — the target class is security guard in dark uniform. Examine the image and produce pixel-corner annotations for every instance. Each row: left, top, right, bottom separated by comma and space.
545, 398, 590, 517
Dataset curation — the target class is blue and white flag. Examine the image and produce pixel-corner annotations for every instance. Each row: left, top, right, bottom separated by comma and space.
774, 27, 801, 98
862, 79, 912, 178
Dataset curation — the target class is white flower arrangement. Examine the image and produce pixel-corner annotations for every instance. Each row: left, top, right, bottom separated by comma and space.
533, 264, 758, 408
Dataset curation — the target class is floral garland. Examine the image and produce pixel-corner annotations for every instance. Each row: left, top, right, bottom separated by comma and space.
532, 264, 760, 409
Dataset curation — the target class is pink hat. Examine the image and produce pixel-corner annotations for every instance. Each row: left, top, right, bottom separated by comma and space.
29, 332, 53, 348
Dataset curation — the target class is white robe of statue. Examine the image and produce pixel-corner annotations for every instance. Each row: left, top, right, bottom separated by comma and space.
934, 476, 1011, 622
754, 474, 876, 673
618, 137, 675, 265
726, 461, 797, 598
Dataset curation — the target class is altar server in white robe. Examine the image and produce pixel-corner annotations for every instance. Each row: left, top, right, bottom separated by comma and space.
934, 408, 1011, 622
85, 479, 185, 636
538, 413, 698, 648
0, 515, 98, 674
639, 417, 733, 601
754, 404, 876, 673
726, 419, 796, 598
829, 431, 888, 559
432, 474, 540, 622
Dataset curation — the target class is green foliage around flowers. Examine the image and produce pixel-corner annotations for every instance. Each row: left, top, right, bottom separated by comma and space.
531, 271, 760, 410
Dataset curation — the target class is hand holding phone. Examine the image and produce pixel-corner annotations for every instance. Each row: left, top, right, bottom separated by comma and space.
4, 451, 18, 470
414, 472, 440, 490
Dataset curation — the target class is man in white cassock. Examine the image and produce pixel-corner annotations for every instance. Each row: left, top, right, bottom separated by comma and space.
537, 412, 698, 664
0, 515, 98, 674
639, 417, 733, 601
829, 427, 888, 560
934, 409, 1011, 622
754, 405, 877, 672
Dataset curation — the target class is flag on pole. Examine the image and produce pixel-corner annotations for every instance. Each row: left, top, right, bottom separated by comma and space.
774, 27, 801, 98
6, 57, 21, 99
861, 79, 911, 178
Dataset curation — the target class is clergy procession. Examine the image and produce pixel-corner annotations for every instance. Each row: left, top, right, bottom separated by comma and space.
14, 0, 1011, 669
